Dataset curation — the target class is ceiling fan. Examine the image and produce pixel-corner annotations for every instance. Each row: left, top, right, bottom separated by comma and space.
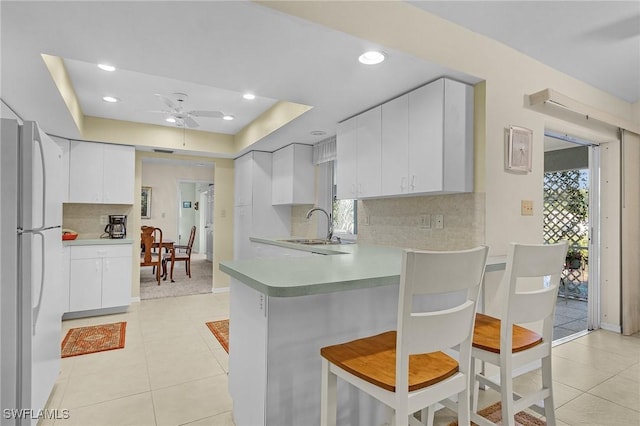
149, 92, 228, 128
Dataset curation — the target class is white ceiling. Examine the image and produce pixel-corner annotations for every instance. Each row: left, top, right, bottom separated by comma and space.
1, 1, 638, 157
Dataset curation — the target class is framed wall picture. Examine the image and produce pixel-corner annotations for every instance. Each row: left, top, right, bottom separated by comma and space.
141, 187, 152, 218
506, 125, 533, 173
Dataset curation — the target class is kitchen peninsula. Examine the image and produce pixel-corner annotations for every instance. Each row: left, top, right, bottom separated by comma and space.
219, 238, 506, 425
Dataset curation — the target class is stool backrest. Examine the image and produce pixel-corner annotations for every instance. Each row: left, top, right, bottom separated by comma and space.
396, 246, 489, 395
501, 241, 568, 345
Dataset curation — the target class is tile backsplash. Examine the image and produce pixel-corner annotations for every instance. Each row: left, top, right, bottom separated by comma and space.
356, 193, 485, 250
63, 204, 133, 239
289, 193, 486, 250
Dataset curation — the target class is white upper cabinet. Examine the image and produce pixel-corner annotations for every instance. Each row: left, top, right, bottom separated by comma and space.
336, 106, 382, 199
234, 153, 253, 206
51, 136, 70, 202
103, 144, 135, 203
340, 77, 473, 200
272, 144, 314, 205
69, 141, 134, 204
381, 94, 409, 196
356, 106, 382, 198
336, 117, 358, 199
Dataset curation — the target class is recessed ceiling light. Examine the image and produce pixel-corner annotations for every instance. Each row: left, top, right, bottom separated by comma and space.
98, 64, 116, 72
165, 117, 176, 123
358, 50, 385, 65
243, 93, 256, 100
102, 96, 119, 103
223, 115, 234, 121
310, 130, 326, 136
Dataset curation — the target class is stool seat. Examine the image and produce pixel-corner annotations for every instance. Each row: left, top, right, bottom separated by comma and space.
472, 313, 542, 354
321, 331, 459, 392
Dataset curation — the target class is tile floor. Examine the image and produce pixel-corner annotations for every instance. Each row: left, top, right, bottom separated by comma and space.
554, 298, 588, 340
44, 292, 639, 426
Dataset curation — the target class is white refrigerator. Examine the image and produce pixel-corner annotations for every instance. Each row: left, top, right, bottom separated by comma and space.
1, 119, 65, 426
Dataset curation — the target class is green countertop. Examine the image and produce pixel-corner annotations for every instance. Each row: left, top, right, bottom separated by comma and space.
219, 238, 506, 298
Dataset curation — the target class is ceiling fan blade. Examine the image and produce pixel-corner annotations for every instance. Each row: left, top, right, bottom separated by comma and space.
155, 94, 178, 110
189, 110, 223, 118
184, 116, 200, 128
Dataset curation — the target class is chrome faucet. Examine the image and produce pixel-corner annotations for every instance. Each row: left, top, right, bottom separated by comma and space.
306, 207, 333, 241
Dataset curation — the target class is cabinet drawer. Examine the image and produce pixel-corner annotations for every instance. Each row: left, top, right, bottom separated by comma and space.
70, 244, 132, 260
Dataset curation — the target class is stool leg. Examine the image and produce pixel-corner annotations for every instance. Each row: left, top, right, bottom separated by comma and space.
321, 358, 337, 426
541, 355, 557, 425
500, 365, 516, 426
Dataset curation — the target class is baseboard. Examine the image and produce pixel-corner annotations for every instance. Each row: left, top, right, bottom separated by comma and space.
600, 322, 622, 333
212, 286, 230, 294
131, 297, 141, 303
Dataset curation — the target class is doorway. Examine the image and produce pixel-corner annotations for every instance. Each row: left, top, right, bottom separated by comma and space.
543, 130, 600, 341
177, 180, 213, 256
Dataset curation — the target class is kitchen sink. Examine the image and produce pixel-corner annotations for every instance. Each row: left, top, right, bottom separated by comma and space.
278, 238, 353, 245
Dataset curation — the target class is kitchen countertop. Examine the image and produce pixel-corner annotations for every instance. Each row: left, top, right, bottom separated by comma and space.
63, 237, 134, 246
219, 237, 506, 297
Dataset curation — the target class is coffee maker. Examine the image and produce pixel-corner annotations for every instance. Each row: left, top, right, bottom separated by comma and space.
105, 215, 127, 239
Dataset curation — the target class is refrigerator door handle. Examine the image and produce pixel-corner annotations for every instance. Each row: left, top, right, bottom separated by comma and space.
31, 230, 46, 335
31, 131, 48, 231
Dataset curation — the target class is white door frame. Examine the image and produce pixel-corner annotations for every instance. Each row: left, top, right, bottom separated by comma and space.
545, 130, 601, 331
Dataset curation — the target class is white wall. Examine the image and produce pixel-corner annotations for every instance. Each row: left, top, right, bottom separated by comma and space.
140, 160, 213, 241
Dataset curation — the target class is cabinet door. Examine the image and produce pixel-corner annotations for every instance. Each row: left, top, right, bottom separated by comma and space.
233, 205, 252, 260
356, 106, 382, 198
103, 144, 135, 204
291, 145, 315, 204
69, 258, 102, 311
336, 117, 358, 199
409, 79, 444, 193
381, 95, 409, 196
102, 256, 132, 308
69, 141, 103, 203
442, 79, 474, 192
234, 154, 253, 206
271, 146, 291, 205
272, 145, 314, 205
51, 136, 70, 202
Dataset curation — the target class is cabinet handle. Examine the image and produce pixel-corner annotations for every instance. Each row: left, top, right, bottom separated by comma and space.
410, 175, 416, 191
104, 259, 109, 271
400, 177, 406, 192
351, 183, 356, 196
357, 183, 363, 195
95, 260, 100, 272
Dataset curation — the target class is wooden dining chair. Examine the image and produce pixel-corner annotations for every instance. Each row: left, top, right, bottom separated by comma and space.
141, 226, 163, 285
320, 246, 489, 426
163, 225, 196, 282
469, 241, 568, 426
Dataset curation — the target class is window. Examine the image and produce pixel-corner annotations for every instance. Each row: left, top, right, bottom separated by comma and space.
331, 161, 357, 238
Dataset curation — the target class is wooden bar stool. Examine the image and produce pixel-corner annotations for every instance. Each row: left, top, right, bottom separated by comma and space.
320, 246, 489, 426
469, 241, 568, 426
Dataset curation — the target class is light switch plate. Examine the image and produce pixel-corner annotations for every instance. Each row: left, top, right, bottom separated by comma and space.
521, 200, 534, 216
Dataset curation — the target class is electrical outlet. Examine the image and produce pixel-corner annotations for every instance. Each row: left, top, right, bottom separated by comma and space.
419, 214, 431, 229
521, 200, 534, 216
99, 215, 108, 225
434, 214, 444, 229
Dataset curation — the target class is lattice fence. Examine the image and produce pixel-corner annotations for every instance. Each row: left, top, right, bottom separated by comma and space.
544, 169, 589, 301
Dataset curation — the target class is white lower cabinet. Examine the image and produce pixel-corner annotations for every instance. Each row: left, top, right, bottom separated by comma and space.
68, 244, 132, 312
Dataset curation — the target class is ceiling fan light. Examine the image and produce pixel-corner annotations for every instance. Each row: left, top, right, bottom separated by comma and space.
102, 96, 119, 103
223, 115, 234, 121
165, 117, 176, 123
98, 64, 116, 72
243, 93, 256, 100
358, 50, 385, 65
